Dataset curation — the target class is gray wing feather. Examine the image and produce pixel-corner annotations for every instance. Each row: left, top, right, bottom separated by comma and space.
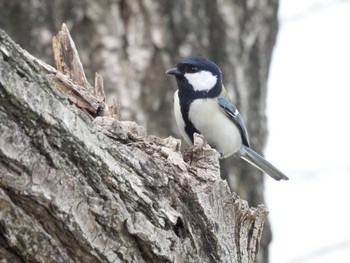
217, 96, 289, 181
217, 96, 250, 147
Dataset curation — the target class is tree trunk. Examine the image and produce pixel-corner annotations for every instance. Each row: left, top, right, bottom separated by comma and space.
0, 1, 279, 261
0, 29, 268, 263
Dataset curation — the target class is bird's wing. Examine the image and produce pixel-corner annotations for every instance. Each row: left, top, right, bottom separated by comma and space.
217, 86, 250, 147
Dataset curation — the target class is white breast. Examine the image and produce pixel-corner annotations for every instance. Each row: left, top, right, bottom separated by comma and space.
188, 98, 242, 158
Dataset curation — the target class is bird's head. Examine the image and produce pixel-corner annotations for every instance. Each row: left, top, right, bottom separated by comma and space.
166, 56, 222, 97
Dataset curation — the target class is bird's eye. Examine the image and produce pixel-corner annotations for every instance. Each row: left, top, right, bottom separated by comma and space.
188, 66, 198, 73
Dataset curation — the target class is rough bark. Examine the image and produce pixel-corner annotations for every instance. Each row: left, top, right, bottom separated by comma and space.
0, 1, 279, 261
0, 29, 268, 262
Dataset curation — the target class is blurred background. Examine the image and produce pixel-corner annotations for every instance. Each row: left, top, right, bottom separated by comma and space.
1, 0, 349, 262
266, 0, 350, 262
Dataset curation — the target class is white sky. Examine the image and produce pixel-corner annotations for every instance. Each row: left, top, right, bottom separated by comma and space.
266, 0, 350, 262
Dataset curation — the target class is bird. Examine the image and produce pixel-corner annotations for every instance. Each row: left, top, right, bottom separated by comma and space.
166, 56, 288, 181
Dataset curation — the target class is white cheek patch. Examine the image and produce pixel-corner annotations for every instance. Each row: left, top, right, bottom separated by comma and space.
184, 70, 218, 92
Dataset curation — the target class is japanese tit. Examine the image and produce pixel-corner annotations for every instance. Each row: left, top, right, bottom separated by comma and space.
166, 56, 288, 181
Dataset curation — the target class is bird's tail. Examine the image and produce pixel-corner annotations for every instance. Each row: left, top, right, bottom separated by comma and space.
239, 146, 289, 181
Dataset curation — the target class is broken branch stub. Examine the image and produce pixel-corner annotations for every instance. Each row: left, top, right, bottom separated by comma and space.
52, 23, 92, 91
50, 23, 111, 117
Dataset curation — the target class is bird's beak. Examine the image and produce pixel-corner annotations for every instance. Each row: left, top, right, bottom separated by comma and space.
166, 67, 181, 76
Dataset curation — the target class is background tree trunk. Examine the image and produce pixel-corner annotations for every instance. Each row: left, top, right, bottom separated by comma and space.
0, 1, 279, 262
0, 29, 268, 263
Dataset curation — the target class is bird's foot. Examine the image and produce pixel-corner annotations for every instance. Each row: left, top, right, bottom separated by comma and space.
183, 133, 220, 181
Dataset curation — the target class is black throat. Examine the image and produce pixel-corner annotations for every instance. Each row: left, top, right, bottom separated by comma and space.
176, 77, 221, 143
